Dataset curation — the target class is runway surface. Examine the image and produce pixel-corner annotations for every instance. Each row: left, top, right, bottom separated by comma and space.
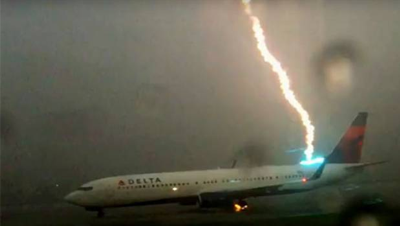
2, 203, 339, 226
2, 182, 399, 226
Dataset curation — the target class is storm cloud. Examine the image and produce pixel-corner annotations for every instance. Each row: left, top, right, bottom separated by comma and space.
2, 0, 400, 206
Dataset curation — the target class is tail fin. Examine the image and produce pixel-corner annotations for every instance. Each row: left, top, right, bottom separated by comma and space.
326, 112, 368, 164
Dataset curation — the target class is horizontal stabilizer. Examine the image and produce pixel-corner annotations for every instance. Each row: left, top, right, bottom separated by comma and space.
345, 161, 387, 171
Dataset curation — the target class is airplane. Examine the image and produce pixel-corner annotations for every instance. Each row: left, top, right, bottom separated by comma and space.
65, 112, 385, 217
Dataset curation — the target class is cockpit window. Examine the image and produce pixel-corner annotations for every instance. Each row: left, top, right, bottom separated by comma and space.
77, 186, 93, 191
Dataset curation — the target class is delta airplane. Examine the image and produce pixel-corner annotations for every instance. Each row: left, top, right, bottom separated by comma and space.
65, 112, 384, 217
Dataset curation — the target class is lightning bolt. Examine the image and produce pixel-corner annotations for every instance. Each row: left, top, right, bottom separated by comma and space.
242, 0, 315, 161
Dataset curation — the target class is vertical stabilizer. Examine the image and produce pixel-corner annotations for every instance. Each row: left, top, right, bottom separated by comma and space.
326, 112, 368, 164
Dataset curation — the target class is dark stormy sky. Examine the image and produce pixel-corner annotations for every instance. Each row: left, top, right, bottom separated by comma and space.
2, 0, 400, 205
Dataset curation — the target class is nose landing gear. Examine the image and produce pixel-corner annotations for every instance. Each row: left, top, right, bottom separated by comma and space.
85, 207, 105, 218
97, 209, 105, 218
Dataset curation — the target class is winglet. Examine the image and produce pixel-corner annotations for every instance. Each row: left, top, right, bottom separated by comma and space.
231, 159, 237, 168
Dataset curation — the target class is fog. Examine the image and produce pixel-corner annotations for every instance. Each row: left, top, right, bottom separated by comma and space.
2, 0, 400, 206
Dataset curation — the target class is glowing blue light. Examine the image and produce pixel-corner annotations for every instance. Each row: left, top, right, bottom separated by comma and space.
300, 157, 325, 166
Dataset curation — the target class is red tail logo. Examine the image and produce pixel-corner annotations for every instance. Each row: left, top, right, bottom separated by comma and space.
326, 112, 368, 164
336, 126, 365, 163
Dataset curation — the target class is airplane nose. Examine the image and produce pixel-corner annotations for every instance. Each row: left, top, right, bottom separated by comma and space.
64, 192, 80, 205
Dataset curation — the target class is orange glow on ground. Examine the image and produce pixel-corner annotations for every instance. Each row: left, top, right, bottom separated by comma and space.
234, 203, 248, 212
234, 204, 242, 212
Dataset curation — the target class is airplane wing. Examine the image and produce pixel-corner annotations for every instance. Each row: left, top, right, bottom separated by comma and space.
199, 184, 283, 201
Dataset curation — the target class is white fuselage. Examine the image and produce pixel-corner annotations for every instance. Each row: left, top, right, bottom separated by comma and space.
65, 163, 359, 209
